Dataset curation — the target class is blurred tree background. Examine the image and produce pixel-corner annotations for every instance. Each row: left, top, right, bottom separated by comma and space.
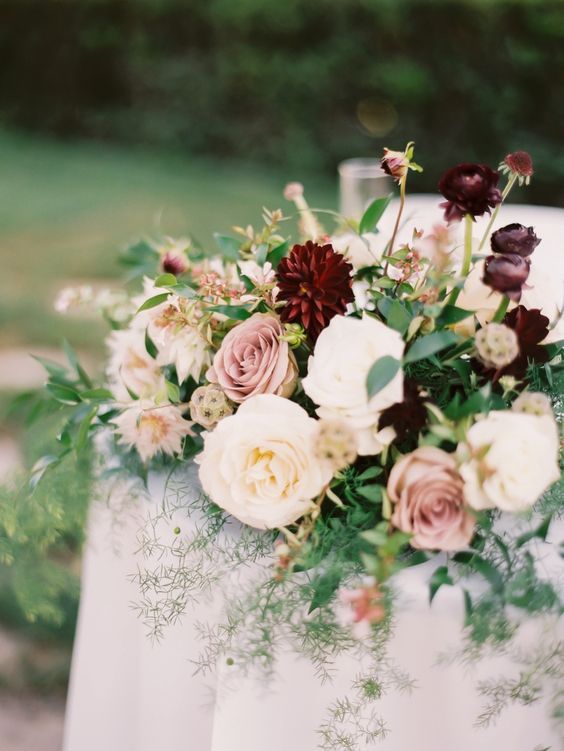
1, 0, 564, 204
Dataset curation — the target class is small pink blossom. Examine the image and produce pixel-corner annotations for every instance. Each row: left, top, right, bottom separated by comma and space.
337, 580, 385, 639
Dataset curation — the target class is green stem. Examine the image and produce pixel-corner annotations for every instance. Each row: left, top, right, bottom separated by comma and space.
447, 213, 473, 307
383, 178, 406, 274
492, 295, 510, 323
478, 174, 517, 252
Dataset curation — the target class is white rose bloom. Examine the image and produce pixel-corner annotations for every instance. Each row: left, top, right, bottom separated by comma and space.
302, 315, 404, 455
459, 411, 560, 513
331, 232, 382, 270
114, 400, 194, 463
107, 327, 165, 402
196, 394, 332, 529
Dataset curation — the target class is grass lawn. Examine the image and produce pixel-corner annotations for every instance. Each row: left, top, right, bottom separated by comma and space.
0, 129, 334, 351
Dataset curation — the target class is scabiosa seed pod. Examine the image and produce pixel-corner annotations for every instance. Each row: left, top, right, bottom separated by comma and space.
314, 419, 358, 471
512, 391, 553, 418
482, 253, 530, 301
189, 385, 233, 429
499, 151, 534, 186
439, 163, 502, 223
475, 323, 519, 369
490, 223, 540, 258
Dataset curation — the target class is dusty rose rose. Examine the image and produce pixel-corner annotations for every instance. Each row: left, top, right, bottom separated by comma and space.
207, 313, 298, 403
387, 446, 475, 551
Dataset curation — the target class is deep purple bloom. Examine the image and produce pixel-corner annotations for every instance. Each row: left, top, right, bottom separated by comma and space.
490, 223, 540, 258
483, 254, 530, 301
439, 164, 502, 223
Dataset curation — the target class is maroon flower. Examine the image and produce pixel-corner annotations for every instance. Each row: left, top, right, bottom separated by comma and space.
490, 223, 540, 258
483, 254, 530, 301
378, 380, 428, 442
162, 252, 188, 276
276, 241, 354, 341
500, 305, 550, 378
439, 164, 502, 223
501, 151, 534, 181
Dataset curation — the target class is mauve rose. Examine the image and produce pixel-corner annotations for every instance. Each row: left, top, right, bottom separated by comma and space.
387, 446, 475, 551
207, 313, 298, 403
490, 223, 540, 257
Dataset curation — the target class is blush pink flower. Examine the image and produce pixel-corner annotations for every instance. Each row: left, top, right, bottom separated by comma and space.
337, 580, 385, 639
207, 313, 298, 403
387, 446, 475, 551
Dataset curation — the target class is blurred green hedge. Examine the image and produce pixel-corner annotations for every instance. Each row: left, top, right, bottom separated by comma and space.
1, 0, 564, 203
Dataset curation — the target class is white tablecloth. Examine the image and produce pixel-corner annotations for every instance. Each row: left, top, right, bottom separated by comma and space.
63, 198, 564, 751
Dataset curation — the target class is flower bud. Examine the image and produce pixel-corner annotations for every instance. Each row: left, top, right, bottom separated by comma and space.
162, 250, 188, 276
279, 322, 308, 348
315, 419, 357, 471
512, 391, 554, 418
482, 253, 530, 301
381, 148, 410, 181
490, 223, 540, 258
475, 323, 519, 369
189, 385, 233, 429
283, 182, 304, 201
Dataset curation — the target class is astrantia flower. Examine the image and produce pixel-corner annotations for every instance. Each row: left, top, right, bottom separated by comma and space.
499, 151, 534, 185
276, 241, 354, 341
500, 305, 550, 378
114, 401, 194, 463
482, 253, 530, 301
439, 163, 502, 223
490, 223, 540, 258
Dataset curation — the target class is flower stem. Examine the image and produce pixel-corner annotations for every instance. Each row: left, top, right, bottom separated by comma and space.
492, 295, 510, 323
447, 213, 473, 307
478, 174, 517, 252
383, 178, 406, 274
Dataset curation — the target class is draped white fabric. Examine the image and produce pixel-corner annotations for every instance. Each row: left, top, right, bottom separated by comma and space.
63, 198, 564, 751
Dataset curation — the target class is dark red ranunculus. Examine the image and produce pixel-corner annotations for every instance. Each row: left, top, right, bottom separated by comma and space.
483, 253, 530, 301
378, 380, 428, 442
439, 163, 502, 223
490, 223, 540, 258
276, 241, 354, 341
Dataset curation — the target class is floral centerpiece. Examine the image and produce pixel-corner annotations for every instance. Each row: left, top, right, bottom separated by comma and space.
32, 145, 562, 744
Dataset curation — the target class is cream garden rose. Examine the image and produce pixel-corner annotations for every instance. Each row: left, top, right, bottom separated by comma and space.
302, 314, 404, 455
459, 410, 560, 512
196, 394, 332, 529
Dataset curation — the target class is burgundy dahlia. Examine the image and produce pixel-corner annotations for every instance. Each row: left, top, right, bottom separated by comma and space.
483, 253, 530, 301
500, 305, 550, 379
276, 241, 354, 341
439, 163, 502, 223
378, 380, 428, 442
490, 223, 540, 258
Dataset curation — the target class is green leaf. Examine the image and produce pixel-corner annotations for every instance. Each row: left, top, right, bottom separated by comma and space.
403, 331, 459, 364
359, 195, 392, 235
32, 354, 67, 379
81, 388, 114, 401
136, 292, 170, 313
356, 484, 383, 503
213, 233, 241, 262
145, 328, 158, 359
452, 552, 504, 594
386, 300, 412, 335
46, 383, 81, 405
76, 406, 98, 452
429, 565, 454, 603
29, 454, 65, 491
166, 381, 181, 403
169, 283, 196, 300
208, 305, 252, 320
154, 273, 178, 287
366, 356, 401, 398
267, 240, 290, 268
436, 305, 474, 326
308, 569, 342, 612
516, 515, 553, 548
357, 466, 383, 482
